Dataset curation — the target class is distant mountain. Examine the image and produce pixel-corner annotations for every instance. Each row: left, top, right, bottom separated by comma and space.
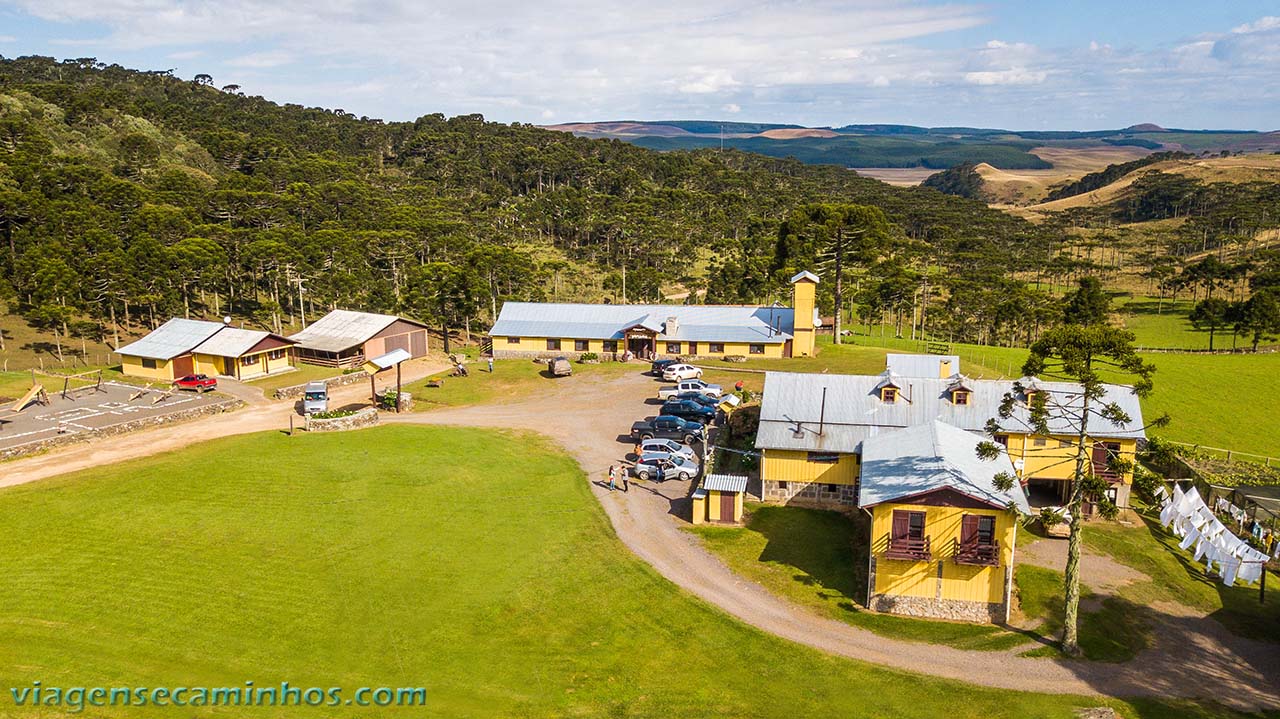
542, 119, 1280, 170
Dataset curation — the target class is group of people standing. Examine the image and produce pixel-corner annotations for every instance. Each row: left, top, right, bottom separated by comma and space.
605, 464, 632, 492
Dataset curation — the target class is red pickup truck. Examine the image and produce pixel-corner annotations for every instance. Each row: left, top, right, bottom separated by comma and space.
173, 374, 217, 392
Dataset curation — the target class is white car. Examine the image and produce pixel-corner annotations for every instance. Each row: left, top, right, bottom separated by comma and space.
657, 379, 722, 400
639, 438, 697, 461
662, 363, 702, 381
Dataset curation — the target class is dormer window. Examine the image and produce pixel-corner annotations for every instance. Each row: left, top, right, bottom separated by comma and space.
881, 387, 898, 403
952, 390, 970, 406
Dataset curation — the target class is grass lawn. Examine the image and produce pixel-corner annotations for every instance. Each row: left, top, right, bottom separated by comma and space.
1080, 511, 1280, 644
1014, 565, 1152, 662
0, 427, 1259, 719
403, 358, 635, 411
687, 504, 1034, 651
1114, 296, 1219, 351
239, 363, 346, 394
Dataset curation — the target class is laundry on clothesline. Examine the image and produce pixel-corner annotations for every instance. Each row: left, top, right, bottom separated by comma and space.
1160, 485, 1269, 587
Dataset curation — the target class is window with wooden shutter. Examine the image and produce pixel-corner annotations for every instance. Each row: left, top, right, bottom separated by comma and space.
960, 514, 980, 544
891, 510, 910, 541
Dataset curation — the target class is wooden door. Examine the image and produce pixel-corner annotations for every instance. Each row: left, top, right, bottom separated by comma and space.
172, 354, 194, 377
720, 492, 736, 523
688, 342, 698, 355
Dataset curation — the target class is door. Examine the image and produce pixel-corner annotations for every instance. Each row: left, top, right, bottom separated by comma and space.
224, 357, 236, 376
720, 492, 736, 523
688, 342, 697, 356
1092, 442, 1117, 480
783, 339, 793, 358
172, 354, 194, 378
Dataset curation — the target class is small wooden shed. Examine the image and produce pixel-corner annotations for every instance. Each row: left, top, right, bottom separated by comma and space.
691, 473, 747, 525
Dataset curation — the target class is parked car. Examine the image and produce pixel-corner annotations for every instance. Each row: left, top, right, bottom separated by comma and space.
672, 391, 720, 408
630, 415, 704, 444
173, 374, 217, 392
660, 398, 716, 423
650, 357, 682, 376
302, 381, 329, 414
661, 363, 703, 381
638, 438, 697, 461
548, 356, 572, 377
657, 379, 722, 400
632, 453, 699, 482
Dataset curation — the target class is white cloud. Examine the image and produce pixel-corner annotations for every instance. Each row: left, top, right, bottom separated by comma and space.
0, 35, 16, 43
226, 50, 294, 68
963, 68, 1048, 85
4, 3, 1279, 129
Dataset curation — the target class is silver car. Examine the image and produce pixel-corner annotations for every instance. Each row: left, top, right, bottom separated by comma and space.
639, 438, 697, 461
631, 452, 700, 482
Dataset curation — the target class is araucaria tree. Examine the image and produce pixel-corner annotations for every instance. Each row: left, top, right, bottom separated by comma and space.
977, 325, 1165, 656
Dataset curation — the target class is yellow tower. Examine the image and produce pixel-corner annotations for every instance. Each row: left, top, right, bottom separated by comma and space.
789, 271, 819, 357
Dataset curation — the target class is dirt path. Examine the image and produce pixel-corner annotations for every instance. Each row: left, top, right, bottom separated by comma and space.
3, 364, 1279, 710
0, 358, 449, 490
385, 370, 1280, 711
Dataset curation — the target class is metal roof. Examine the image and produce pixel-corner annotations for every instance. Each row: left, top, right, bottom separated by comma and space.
489, 302, 795, 344
288, 310, 402, 353
755, 370, 1147, 454
703, 473, 749, 493
192, 327, 291, 357
115, 318, 226, 360
790, 270, 820, 284
885, 353, 961, 378
858, 420, 1030, 512
366, 347, 412, 371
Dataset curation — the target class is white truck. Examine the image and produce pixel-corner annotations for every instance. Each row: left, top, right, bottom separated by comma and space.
657, 379, 722, 400
302, 381, 329, 414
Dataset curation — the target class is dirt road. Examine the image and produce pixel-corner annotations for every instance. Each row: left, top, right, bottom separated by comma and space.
387, 370, 1280, 711
3, 363, 1278, 710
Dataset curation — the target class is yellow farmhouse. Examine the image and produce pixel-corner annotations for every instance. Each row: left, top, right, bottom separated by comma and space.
755, 360, 1145, 511
860, 421, 1029, 623
487, 271, 820, 360
116, 318, 296, 382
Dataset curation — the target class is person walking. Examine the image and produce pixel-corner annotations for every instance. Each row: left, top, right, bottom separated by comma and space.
487, 357, 494, 373
607, 464, 617, 491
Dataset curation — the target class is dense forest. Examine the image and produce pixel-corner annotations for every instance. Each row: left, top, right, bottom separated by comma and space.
0, 55, 1276, 358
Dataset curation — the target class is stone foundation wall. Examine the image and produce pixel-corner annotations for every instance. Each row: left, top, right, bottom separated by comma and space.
868, 592, 1006, 624
273, 371, 368, 399
1, 399, 243, 462
761, 479, 857, 507
304, 407, 379, 432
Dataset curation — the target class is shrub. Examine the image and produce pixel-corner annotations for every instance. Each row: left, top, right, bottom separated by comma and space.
311, 409, 357, 420
577, 352, 599, 362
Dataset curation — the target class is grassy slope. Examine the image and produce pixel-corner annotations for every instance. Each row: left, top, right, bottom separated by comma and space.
0, 426, 1176, 719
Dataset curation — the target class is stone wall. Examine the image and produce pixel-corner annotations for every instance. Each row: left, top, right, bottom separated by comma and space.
865, 555, 1011, 624
762, 479, 857, 507
1, 399, 243, 462
273, 371, 369, 399
304, 407, 379, 432
868, 592, 1006, 624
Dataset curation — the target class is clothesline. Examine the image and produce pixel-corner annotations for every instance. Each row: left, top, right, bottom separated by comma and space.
1158, 485, 1271, 587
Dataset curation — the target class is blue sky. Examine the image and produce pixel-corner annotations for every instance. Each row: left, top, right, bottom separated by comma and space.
1, 1, 1278, 129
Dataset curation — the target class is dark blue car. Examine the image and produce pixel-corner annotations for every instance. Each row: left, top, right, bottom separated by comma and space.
650, 357, 682, 376
660, 399, 716, 423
